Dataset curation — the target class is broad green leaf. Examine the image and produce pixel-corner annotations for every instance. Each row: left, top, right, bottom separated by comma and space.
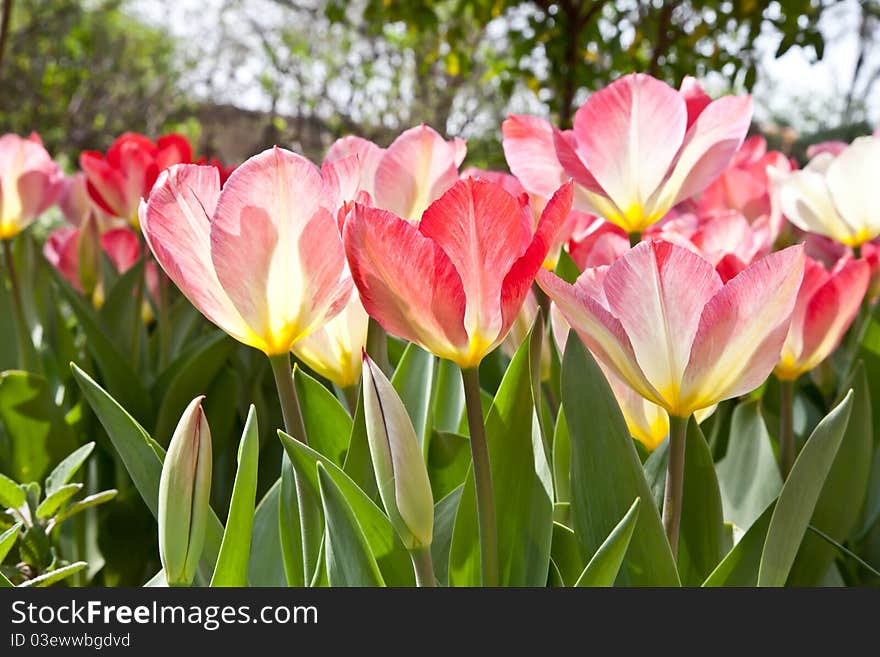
643, 438, 668, 511
98, 259, 143, 345
45, 443, 95, 497
342, 390, 377, 498
0, 473, 24, 508
561, 337, 679, 586
18, 562, 88, 588
71, 363, 224, 574
0, 371, 76, 482
575, 498, 641, 587
36, 483, 82, 519
431, 485, 462, 587
449, 323, 553, 586
391, 343, 434, 446
677, 420, 725, 586
857, 302, 880, 440
278, 453, 304, 586
153, 331, 234, 444
550, 521, 583, 586
295, 367, 351, 466
758, 391, 853, 587
552, 411, 571, 506
279, 431, 414, 586
0, 522, 22, 563
554, 249, 581, 284
53, 270, 152, 423
717, 400, 782, 532
0, 573, 12, 587
703, 502, 775, 586
211, 405, 260, 586
789, 366, 873, 585
426, 430, 470, 501
248, 479, 286, 587
431, 358, 464, 433
317, 464, 385, 587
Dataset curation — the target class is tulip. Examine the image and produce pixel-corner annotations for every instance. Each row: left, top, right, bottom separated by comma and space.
195, 156, 237, 184
568, 216, 630, 270
772, 136, 880, 247
80, 132, 192, 226
57, 172, 120, 233
362, 354, 435, 585
501, 288, 552, 382
539, 240, 804, 555
505, 74, 752, 235
806, 141, 847, 159
158, 396, 213, 587
0, 132, 63, 240
774, 256, 869, 476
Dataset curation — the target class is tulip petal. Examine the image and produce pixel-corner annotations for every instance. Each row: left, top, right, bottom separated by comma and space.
679, 76, 711, 128
502, 115, 568, 198
43, 226, 82, 291
825, 136, 880, 243
141, 164, 257, 349
325, 135, 384, 193
681, 245, 805, 415
100, 228, 141, 273
79, 152, 128, 218
773, 167, 860, 244
602, 241, 723, 410
344, 204, 469, 361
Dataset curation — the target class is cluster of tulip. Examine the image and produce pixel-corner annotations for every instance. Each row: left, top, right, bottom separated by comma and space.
1, 72, 879, 588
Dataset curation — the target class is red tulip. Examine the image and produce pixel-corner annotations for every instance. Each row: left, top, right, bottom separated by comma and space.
344, 177, 573, 368
80, 132, 192, 225
0, 132, 63, 240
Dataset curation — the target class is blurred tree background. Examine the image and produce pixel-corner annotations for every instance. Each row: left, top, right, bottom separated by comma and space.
0, 0, 877, 168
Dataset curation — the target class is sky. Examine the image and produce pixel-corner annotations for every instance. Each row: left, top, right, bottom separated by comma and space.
132, 0, 878, 132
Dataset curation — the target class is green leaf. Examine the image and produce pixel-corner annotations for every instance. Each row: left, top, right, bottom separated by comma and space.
575, 498, 641, 587
98, 259, 143, 344
642, 438, 668, 511
279, 431, 414, 586
248, 479, 286, 587
53, 270, 152, 423
431, 358, 464, 433
342, 391, 377, 498
36, 483, 82, 520
317, 463, 385, 586
552, 411, 571, 506
758, 391, 853, 587
45, 442, 95, 497
153, 331, 234, 444
677, 420, 725, 586
554, 249, 581, 284
211, 405, 260, 586
448, 323, 553, 586
71, 363, 224, 575
0, 473, 24, 509
703, 502, 775, 586
561, 337, 679, 586
295, 367, 351, 466
0, 522, 22, 563
52, 490, 118, 526
426, 430, 470, 501
278, 453, 304, 587
0, 573, 12, 587
430, 485, 461, 587
392, 343, 434, 446
0, 371, 76, 482
18, 562, 88, 588
550, 521, 583, 586
789, 365, 873, 585
716, 400, 782, 532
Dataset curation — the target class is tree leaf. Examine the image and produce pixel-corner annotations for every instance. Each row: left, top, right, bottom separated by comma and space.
317, 463, 385, 586
36, 483, 82, 520
295, 367, 351, 466
45, 442, 95, 497
758, 391, 853, 586
211, 405, 260, 586
716, 399, 782, 532
575, 497, 641, 587
561, 337, 679, 586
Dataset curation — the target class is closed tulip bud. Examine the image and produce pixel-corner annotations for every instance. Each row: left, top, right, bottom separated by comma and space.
362, 354, 433, 549
158, 396, 213, 586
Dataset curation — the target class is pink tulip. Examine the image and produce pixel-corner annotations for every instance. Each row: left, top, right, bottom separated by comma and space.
774, 256, 869, 381
806, 141, 847, 159
862, 240, 880, 301
326, 125, 465, 222
81, 132, 192, 225
344, 178, 573, 368
506, 74, 752, 234
140, 147, 353, 356
538, 240, 805, 417
0, 133, 63, 240
57, 173, 120, 232
568, 216, 630, 270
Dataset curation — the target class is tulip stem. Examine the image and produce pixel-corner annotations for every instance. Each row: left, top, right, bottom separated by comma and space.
157, 273, 170, 368
2, 238, 31, 370
629, 232, 641, 247
342, 384, 359, 416
662, 415, 689, 561
130, 238, 146, 365
779, 378, 796, 478
461, 366, 499, 587
269, 353, 321, 584
366, 318, 392, 376
410, 546, 436, 587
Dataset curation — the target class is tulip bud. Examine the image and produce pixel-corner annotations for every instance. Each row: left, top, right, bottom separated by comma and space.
362, 354, 433, 549
77, 214, 100, 297
158, 396, 213, 586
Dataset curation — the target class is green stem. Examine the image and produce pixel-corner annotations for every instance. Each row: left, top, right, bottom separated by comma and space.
2, 238, 31, 370
366, 317, 392, 376
130, 238, 146, 365
342, 384, 359, 416
629, 231, 641, 248
460, 366, 498, 587
409, 546, 436, 587
157, 273, 171, 369
269, 353, 320, 584
662, 415, 689, 560
779, 378, 796, 478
